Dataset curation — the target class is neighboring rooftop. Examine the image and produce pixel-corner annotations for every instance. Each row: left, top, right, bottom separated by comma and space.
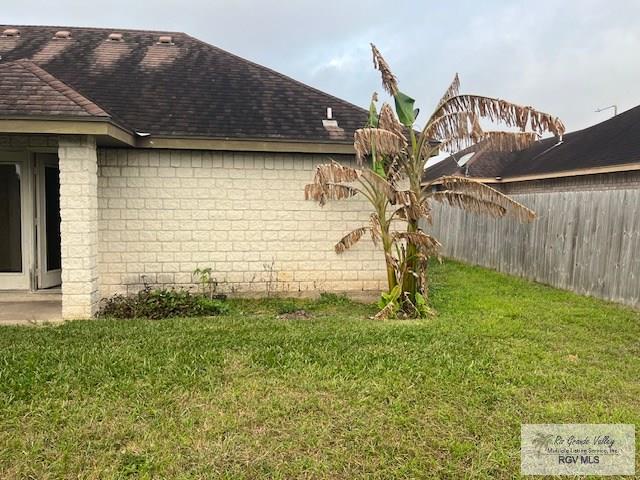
424, 104, 640, 181
0, 25, 368, 142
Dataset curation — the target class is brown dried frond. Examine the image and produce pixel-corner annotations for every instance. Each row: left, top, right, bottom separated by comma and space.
312, 160, 360, 185
304, 183, 338, 206
431, 191, 507, 218
393, 231, 442, 256
436, 136, 478, 154
476, 131, 539, 153
393, 189, 418, 206
391, 190, 430, 221
369, 213, 382, 246
305, 161, 361, 206
378, 103, 405, 139
421, 111, 483, 156
354, 128, 407, 165
385, 157, 403, 186
436, 130, 539, 155
304, 181, 357, 206
304, 183, 324, 203
400, 202, 431, 223
438, 176, 536, 222
335, 226, 370, 253
370, 44, 399, 96
423, 111, 482, 143
385, 249, 400, 274
325, 184, 358, 199
436, 73, 460, 108
372, 301, 395, 320
433, 94, 565, 138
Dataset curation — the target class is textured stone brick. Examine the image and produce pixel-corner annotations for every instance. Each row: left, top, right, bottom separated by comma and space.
97, 149, 387, 298
60, 135, 99, 319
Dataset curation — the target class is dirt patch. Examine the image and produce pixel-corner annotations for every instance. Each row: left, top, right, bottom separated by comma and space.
277, 310, 313, 320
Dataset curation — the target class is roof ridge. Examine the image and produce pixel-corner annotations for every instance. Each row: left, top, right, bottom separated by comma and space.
183, 32, 369, 118
560, 104, 640, 140
12, 59, 110, 117
0, 24, 182, 36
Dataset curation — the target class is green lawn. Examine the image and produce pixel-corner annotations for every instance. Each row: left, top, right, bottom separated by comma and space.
1, 260, 638, 479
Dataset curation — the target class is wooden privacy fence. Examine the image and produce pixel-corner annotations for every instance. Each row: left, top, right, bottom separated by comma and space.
427, 188, 640, 308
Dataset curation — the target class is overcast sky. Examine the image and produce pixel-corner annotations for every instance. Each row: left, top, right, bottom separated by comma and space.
4, 0, 639, 133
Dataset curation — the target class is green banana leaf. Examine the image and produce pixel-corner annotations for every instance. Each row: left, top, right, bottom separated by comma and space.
394, 91, 416, 127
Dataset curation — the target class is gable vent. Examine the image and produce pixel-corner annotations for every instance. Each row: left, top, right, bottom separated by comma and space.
1, 28, 20, 38
107, 32, 123, 42
53, 30, 71, 39
157, 35, 173, 45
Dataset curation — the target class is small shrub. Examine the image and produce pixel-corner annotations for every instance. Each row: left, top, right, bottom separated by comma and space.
317, 292, 353, 306
196, 297, 229, 315
97, 287, 228, 319
276, 299, 299, 315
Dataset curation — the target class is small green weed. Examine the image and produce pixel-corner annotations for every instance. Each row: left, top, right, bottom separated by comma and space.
316, 292, 353, 306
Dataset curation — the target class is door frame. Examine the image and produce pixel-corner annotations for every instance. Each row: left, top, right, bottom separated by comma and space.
35, 154, 62, 289
0, 151, 35, 290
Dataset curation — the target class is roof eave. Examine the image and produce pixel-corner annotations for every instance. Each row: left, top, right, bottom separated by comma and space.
135, 135, 355, 154
0, 116, 136, 146
426, 161, 640, 184
0, 118, 356, 154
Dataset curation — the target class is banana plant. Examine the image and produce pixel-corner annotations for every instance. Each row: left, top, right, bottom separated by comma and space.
305, 44, 564, 317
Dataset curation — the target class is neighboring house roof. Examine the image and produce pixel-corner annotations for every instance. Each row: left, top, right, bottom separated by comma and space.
424, 104, 640, 182
424, 146, 514, 182
0, 25, 367, 144
0, 59, 109, 117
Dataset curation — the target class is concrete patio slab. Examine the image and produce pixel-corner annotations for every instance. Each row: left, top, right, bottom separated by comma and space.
0, 291, 63, 326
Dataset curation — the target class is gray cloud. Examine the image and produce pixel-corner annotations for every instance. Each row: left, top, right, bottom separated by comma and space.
4, 0, 639, 131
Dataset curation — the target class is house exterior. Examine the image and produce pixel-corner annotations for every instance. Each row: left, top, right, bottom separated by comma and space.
424, 106, 640, 307
0, 25, 388, 319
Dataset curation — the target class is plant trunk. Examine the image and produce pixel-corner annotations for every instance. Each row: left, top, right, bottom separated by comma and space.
401, 219, 419, 310
400, 146, 422, 312
381, 235, 398, 292
386, 263, 398, 292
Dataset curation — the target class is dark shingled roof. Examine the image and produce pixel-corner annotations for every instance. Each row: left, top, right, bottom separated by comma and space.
0, 25, 368, 142
424, 104, 640, 181
424, 155, 459, 181
423, 146, 514, 181
0, 59, 109, 117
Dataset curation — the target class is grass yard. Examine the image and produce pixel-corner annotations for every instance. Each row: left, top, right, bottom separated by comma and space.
1, 260, 639, 479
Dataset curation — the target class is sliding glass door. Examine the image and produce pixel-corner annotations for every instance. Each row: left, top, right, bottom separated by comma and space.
0, 153, 31, 290
0, 164, 22, 272
37, 156, 62, 288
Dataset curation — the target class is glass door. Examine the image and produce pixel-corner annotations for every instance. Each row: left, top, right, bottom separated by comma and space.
37, 155, 62, 289
0, 153, 31, 290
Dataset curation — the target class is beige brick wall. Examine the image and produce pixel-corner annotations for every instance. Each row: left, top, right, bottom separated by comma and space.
96, 149, 387, 298
59, 135, 100, 318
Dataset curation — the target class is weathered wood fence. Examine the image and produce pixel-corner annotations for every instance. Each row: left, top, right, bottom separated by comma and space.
427, 187, 640, 308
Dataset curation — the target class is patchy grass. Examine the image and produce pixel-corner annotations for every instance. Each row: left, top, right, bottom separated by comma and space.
0, 260, 638, 479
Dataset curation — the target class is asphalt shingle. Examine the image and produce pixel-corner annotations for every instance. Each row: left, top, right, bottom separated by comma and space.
0, 25, 368, 142
0, 59, 108, 117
